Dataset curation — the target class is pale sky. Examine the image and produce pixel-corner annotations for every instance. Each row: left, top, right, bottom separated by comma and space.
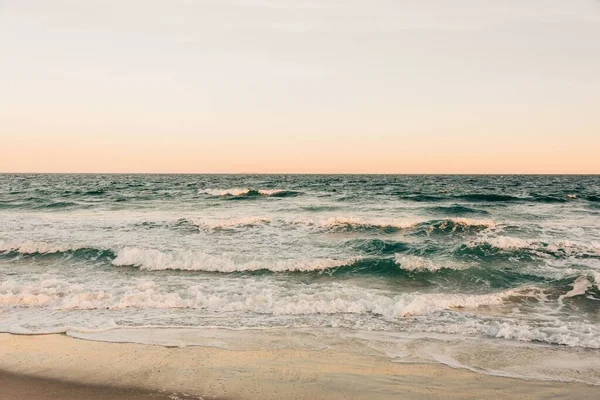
1, 0, 599, 173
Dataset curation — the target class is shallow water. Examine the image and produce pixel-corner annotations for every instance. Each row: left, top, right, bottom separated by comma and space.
1, 174, 599, 382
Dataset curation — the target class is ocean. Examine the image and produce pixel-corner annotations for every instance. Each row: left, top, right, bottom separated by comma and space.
1, 174, 599, 383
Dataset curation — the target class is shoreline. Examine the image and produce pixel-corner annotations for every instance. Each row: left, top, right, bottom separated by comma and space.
1, 332, 599, 399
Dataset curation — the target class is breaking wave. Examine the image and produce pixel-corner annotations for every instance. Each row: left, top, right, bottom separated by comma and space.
458, 237, 600, 259
291, 216, 417, 232
291, 217, 495, 234
0, 240, 114, 259
186, 216, 272, 230
198, 188, 300, 198
394, 255, 460, 272
112, 247, 354, 273
0, 277, 533, 318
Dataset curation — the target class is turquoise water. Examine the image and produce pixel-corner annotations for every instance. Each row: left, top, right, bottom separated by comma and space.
1, 175, 599, 379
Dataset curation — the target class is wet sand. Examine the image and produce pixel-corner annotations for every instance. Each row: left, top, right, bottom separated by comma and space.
0, 333, 597, 400
0, 369, 204, 400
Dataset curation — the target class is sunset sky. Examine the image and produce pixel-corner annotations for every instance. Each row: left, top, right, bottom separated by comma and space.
1, 0, 599, 173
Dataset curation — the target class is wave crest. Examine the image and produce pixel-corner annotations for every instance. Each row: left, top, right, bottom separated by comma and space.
112, 247, 353, 273
292, 217, 416, 232
394, 255, 459, 272
0, 277, 531, 318
461, 237, 600, 258
186, 216, 271, 230
198, 188, 300, 198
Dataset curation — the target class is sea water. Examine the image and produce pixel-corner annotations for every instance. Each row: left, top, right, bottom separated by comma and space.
1, 174, 599, 383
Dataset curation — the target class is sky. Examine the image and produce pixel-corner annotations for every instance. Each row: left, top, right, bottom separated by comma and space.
1, 0, 599, 174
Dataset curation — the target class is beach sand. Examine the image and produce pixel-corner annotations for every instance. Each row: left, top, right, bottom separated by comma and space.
0, 369, 200, 400
0, 333, 598, 400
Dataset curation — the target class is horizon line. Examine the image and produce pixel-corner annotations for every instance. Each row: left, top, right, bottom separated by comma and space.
1, 172, 599, 176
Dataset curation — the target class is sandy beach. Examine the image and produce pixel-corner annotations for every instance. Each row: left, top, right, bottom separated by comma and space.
0, 369, 198, 400
1, 332, 598, 400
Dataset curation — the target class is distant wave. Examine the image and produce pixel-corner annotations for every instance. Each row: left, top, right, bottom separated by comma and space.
38, 201, 81, 209
291, 217, 495, 234
0, 200, 83, 210
198, 188, 300, 198
397, 194, 446, 202
411, 218, 496, 235
400, 193, 593, 204
172, 216, 496, 235
428, 205, 490, 216
457, 194, 522, 202
82, 189, 106, 196
348, 239, 411, 255
291, 217, 417, 233
186, 216, 272, 230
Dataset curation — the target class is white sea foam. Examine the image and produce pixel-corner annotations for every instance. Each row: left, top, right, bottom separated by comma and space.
591, 271, 600, 287
558, 276, 593, 303
186, 216, 271, 230
394, 255, 449, 272
291, 216, 418, 230
286, 216, 497, 233
484, 320, 600, 348
0, 240, 84, 255
471, 236, 600, 256
4, 276, 599, 351
443, 218, 496, 229
112, 247, 351, 273
478, 236, 534, 250
0, 276, 528, 318
183, 216, 496, 233
198, 188, 251, 196
347, 329, 600, 384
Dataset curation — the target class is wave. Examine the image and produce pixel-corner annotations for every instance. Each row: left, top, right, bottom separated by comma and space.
2, 240, 596, 292
348, 239, 411, 255
172, 215, 497, 235
558, 275, 595, 303
398, 194, 446, 202
198, 188, 300, 198
112, 247, 354, 273
530, 195, 567, 204
402, 193, 588, 204
292, 217, 495, 234
394, 255, 460, 272
483, 319, 600, 348
458, 237, 600, 260
411, 218, 496, 235
0, 240, 114, 259
4, 278, 599, 350
0, 200, 83, 210
292, 217, 417, 233
185, 216, 271, 230
458, 194, 522, 202
39, 201, 81, 209
586, 195, 600, 203
428, 205, 490, 216
0, 276, 534, 318
82, 190, 106, 196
